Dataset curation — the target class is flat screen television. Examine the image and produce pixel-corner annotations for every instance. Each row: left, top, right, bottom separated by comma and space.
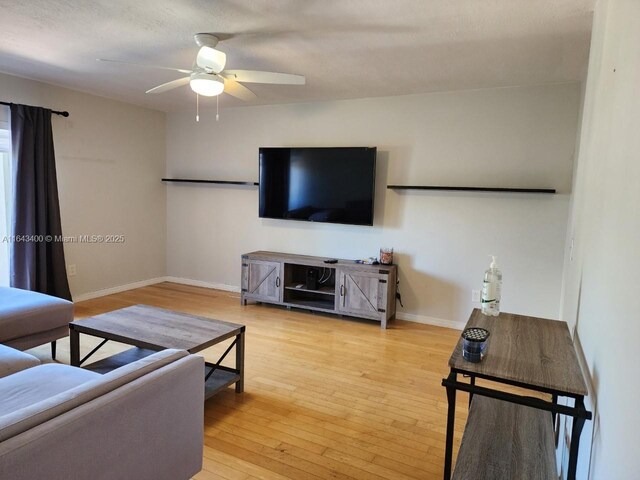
259, 147, 376, 226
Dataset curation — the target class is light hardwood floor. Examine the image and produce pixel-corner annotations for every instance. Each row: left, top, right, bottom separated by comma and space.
28, 282, 470, 480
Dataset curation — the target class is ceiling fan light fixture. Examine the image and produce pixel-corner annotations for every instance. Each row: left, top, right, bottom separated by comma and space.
196, 46, 226, 72
189, 72, 225, 97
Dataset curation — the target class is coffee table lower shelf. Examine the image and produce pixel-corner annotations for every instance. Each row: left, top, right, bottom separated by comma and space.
84, 347, 242, 400
205, 367, 241, 399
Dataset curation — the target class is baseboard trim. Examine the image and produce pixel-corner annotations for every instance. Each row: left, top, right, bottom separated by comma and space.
73, 277, 167, 302
396, 312, 465, 330
74, 275, 463, 330
164, 276, 241, 293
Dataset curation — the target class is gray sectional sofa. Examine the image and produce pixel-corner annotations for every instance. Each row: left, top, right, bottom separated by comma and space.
0, 344, 204, 480
0, 286, 74, 358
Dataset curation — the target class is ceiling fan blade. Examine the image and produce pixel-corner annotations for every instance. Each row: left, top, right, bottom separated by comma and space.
196, 47, 226, 73
98, 58, 191, 74
145, 76, 191, 94
222, 70, 305, 85
222, 77, 257, 101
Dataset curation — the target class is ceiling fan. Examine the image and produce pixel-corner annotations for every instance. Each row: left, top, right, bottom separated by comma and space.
98, 33, 305, 101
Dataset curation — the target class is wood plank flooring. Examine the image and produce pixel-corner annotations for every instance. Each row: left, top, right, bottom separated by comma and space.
27, 282, 470, 480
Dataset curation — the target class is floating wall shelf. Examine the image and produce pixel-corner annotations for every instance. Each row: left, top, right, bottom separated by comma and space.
387, 185, 556, 194
162, 178, 259, 186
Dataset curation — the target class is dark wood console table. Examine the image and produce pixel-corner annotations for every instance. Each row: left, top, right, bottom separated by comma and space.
442, 309, 592, 480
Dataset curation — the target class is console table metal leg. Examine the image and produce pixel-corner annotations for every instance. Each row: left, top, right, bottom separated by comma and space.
236, 329, 245, 393
567, 396, 586, 480
443, 371, 457, 480
70, 328, 80, 367
468, 375, 475, 408
552, 393, 560, 447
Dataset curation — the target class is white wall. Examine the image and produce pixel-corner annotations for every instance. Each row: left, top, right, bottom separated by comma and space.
167, 83, 580, 326
561, 0, 640, 477
0, 72, 166, 299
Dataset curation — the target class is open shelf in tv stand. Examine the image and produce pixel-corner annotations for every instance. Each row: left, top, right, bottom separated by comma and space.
240, 251, 397, 329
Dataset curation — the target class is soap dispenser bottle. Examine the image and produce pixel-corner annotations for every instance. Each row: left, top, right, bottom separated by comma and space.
481, 255, 502, 316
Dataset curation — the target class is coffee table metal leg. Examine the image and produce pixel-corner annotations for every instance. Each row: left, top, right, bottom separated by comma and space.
236, 330, 245, 393
70, 328, 80, 367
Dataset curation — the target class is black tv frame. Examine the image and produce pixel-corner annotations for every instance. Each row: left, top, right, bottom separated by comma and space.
258, 146, 377, 227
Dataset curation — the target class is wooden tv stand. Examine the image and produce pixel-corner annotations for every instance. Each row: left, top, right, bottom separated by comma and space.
241, 251, 397, 329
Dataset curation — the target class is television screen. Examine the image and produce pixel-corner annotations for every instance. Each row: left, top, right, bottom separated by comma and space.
259, 147, 376, 226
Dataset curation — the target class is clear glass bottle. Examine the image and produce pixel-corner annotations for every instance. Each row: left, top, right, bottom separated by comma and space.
481, 256, 502, 316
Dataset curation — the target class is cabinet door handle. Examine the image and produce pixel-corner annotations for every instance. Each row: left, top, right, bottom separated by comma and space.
276, 276, 281, 288
340, 285, 345, 296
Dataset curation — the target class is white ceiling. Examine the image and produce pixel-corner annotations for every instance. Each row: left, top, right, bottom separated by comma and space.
0, 0, 594, 112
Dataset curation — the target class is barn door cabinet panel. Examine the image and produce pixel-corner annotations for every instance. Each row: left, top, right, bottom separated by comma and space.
336, 267, 397, 328
337, 270, 385, 318
241, 251, 397, 329
241, 259, 282, 304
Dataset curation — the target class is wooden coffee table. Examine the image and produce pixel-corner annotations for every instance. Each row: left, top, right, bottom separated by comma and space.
69, 305, 245, 399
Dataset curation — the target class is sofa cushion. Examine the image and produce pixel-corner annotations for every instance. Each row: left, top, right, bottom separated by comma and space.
0, 344, 40, 379
0, 364, 99, 417
0, 348, 189, 442
0, 354, 204, 480
0, 287, 73, 343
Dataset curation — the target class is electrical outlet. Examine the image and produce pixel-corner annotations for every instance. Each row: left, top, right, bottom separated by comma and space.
67, 264, 76, 277
472, 290, 481, 302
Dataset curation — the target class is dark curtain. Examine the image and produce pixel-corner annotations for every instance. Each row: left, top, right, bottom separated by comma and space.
9, 104, 71, 300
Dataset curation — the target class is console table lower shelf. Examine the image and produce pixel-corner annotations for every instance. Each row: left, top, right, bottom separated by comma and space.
240, 251, 398, 329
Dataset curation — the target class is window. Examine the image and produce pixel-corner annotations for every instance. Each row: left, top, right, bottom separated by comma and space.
0, 105, 11, 286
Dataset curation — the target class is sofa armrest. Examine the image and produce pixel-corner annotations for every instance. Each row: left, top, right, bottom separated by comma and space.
0, 349, 189, 442
0, 354, 204, 480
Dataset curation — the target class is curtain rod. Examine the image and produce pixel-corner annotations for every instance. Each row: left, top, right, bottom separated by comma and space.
0, 101, 69, 117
